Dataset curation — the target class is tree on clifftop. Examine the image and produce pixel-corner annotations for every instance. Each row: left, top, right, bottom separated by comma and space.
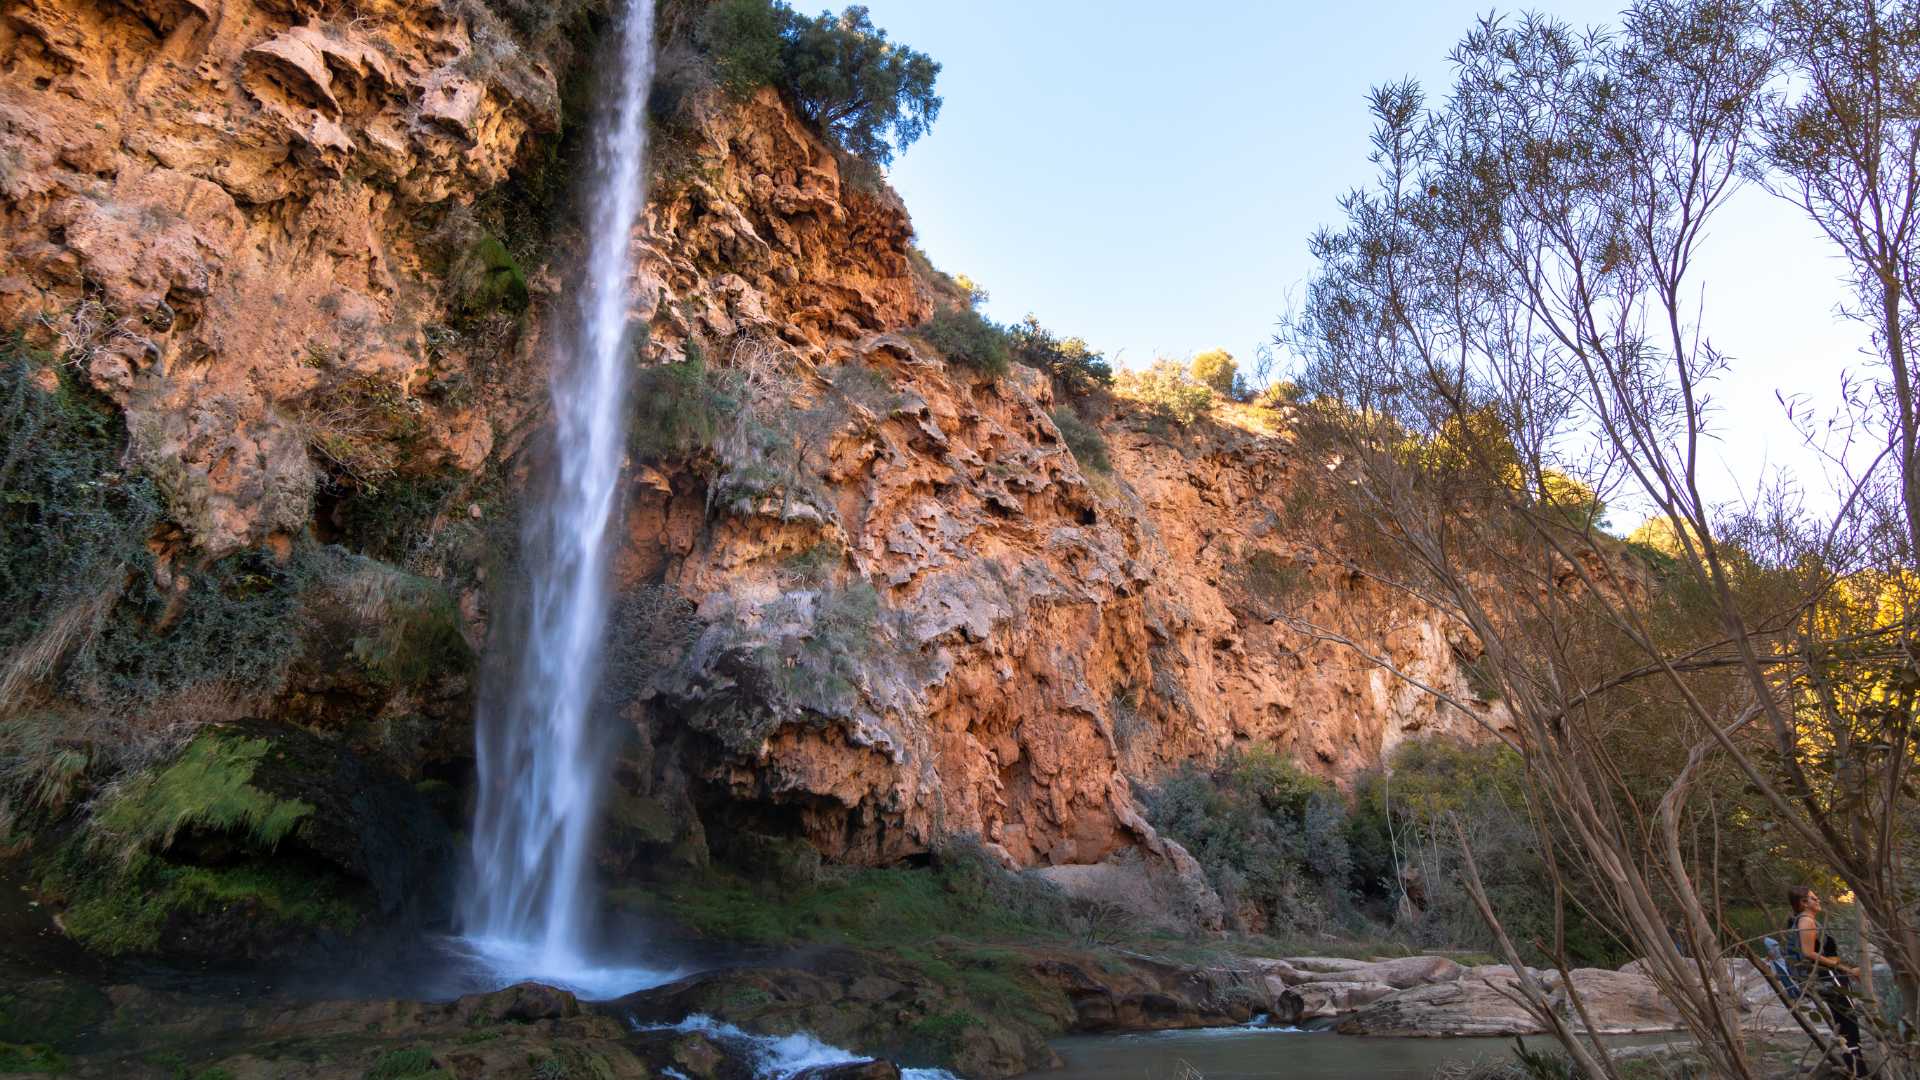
702, 1, 941, 167
1190, 348, 1239, 398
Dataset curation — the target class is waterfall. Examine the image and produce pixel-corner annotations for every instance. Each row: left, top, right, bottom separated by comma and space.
458, 0, 660, 994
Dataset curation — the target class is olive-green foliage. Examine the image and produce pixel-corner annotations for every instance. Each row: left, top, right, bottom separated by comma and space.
1010, 316, 1112, 397
627, 349, 741, 465
459, 234, 529, 314
349, 575, 473, 689
1345, 737, 1622, 966
1189, 348, 1238, 397
0, 1043, 66, 1074
699, 1, 941, 166
479, 0, 596, 50
1050, 408, 1111, 475
46, 730, 361, 955
56, 857, 359, 957
91, 733, 314, 858
918, 307, 1010, 378
1254, 380, 1308, 409
1146, 746, 1353, 933
701, 0, 785, 92
366, 1047, 450, 1080
62, 547, 312, 711
0, 339, 161, 660
335, 472, 460, 564
635, 836, 1075, 947
1115, 360, 1213, 426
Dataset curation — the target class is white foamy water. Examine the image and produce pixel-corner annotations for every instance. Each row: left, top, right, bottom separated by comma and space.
632, 1015, 961, 1080
460, 0, 658, 991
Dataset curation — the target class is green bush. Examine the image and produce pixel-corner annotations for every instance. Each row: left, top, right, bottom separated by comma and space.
1010, 316, 1111, 396
367, 1047, 449, 1080
0, 339, 162, 663
918, 307, 1010, 378
1189, 348, 1238, 397
62, 547, 312, 711
699, 1, 941, 166
44, 729, 363, 955
1253, 380, 1308, 410
1345, 737, 1622, 966
628, 348, 741, 465
1115, 360, 1213, 426
0, 1043, 65, 1074
1050, 408, 1111, 475
348, 573, 473, 689
1146, 746, 1351, 932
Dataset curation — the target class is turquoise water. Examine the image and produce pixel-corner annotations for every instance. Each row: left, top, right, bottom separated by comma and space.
1038, 1027, 1690, 1079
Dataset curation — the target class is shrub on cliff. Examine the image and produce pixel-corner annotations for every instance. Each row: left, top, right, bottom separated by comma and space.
1189, 348, 1238, 398
0, 341, 161, 676
1050, 408, 1111, 475
700, 1, 941, 166
1010, 316, 1111, 397
628, 345, 742, 466
1146, 746, 1352, 934
1114, 360, 1213, 426
918, 307, 1011, 378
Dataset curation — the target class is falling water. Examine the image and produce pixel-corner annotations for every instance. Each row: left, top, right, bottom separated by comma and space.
458, 0, 661, 994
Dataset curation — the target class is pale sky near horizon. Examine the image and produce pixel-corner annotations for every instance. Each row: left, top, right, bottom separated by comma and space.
858, 0, 1874, 525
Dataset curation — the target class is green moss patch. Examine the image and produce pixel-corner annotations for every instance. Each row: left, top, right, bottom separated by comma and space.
464, 235, 528, 314
92, 733, 314, 857
58, 857, 359, 957
366, 1046, 450, 1079
0, 1042, 67, 1074
42, 729, 365, 956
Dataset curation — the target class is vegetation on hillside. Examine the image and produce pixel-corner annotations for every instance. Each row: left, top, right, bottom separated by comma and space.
1114, 359, 1213, 426
698, 0, 941, 166
1288, 0, 1920, 1074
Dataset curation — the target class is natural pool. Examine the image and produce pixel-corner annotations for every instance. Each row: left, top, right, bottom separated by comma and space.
1035, 1025, 1692, 1079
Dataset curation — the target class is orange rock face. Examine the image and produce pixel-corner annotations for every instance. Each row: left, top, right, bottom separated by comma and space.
0, 0, 561, 553
612, 91, 1507, 892
1, 5, 1500, 898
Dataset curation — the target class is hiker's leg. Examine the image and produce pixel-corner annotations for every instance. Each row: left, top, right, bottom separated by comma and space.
1825, 990, 1865, 1076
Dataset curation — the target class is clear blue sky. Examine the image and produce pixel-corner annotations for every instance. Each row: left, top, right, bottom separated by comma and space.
859, 0, 1871, 520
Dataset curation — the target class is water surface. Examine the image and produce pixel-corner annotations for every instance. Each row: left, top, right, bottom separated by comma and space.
1039, 1026, 1691, 1079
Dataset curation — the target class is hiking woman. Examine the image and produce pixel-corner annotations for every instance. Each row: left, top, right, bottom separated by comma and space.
1788, 885, 1866, 1077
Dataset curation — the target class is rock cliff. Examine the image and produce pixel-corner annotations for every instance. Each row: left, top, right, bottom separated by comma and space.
0, 0, 1502, 922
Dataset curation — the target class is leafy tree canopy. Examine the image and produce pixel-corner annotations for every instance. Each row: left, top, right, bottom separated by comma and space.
701, 0, 942, 166
1190, 348, 1238, 397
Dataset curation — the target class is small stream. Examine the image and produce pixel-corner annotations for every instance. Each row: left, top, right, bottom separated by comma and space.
1036, 1026, 1691, 1080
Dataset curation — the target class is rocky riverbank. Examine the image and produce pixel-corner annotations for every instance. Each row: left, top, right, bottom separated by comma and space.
1, 942, 1807, 1079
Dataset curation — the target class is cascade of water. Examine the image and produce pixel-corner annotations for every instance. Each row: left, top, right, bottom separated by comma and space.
458, 0, 657, 988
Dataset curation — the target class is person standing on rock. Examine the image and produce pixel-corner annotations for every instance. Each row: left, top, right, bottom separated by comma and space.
1787, 886, 1866, 1077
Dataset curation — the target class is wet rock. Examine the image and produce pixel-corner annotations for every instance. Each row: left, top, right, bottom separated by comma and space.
1275, 980, 1396, 1024
796, 1063, 901, 1080
452, 982, 581, 1024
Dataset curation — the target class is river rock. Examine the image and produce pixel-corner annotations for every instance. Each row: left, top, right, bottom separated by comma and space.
1335, 966, 1683, 1037
1276, 980, 1397, 1024
1293, 955, 1465, 989
795, 1064, 901, 1080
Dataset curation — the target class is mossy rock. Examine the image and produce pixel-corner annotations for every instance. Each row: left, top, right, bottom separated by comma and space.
0, 979, 108, 1049
42, 723, 452, 960
0, 1042, 67, 1074
465, 235, 528, 313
